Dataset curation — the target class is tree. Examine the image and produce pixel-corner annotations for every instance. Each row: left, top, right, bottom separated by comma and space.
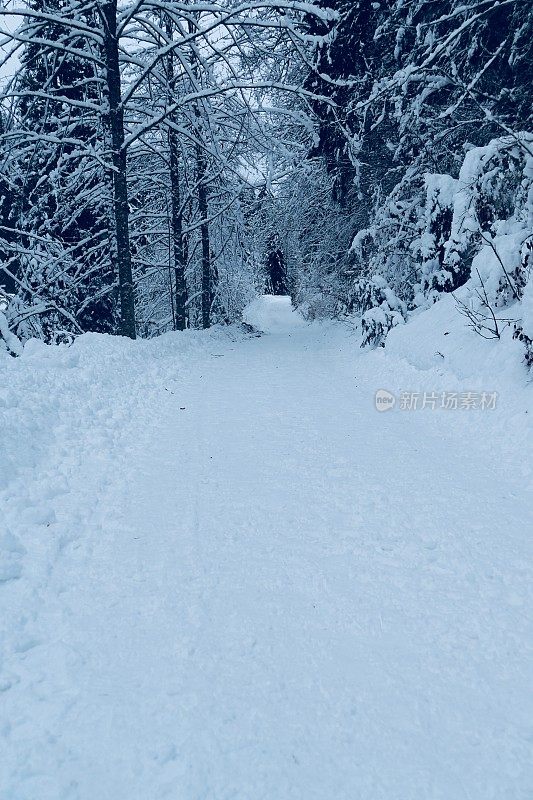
2, 0, 335, 340
265, 234, 287, 295
99, 0, 136, 338
1, 0, 116, 339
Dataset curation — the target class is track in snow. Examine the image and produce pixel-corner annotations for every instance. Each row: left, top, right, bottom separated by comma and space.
1, 297, 532, 799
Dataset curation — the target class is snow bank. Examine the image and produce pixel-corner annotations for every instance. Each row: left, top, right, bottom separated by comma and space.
522, 277, 533, 340
242, 295, 306, 333
385, 291, 528, 390
0, 325, 246, 581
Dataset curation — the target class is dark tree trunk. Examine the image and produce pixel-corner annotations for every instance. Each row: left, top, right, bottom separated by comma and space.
169, 133, 188, 330
196, 143, 211, 329
166, 19, 188, 330
101, 0, 136, 339
266, 236, 288, 295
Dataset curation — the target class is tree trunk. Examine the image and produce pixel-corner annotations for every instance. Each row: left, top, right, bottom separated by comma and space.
166, 19, 188, 330
169, 133, 188, 329
196, 143, 211, 329
101, 0, 136, 339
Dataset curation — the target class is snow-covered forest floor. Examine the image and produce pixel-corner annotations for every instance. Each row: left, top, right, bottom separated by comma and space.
1, 297, 532, 799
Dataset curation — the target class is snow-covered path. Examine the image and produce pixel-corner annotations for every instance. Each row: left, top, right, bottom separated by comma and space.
1, 299, 532, 799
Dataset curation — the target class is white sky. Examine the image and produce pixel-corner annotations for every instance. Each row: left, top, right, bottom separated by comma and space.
0, 7, 21, 83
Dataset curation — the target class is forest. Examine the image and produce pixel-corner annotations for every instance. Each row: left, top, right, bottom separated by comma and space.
0, 2, 532, 798
0, 0, 531, 353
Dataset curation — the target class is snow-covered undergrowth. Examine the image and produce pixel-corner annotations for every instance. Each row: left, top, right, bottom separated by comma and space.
343, 134, 533, 361
0, 297, 531, 799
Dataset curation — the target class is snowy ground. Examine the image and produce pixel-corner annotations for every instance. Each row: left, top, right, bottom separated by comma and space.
1, 296, 532, 799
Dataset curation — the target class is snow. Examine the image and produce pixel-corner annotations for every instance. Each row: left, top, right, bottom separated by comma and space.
445, 133, 532, 268
522, 277, 533, 340
241, 294, 306, 333
424, 171, 458, 210
0, 312, 22, 357
1, 297, 532, 799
